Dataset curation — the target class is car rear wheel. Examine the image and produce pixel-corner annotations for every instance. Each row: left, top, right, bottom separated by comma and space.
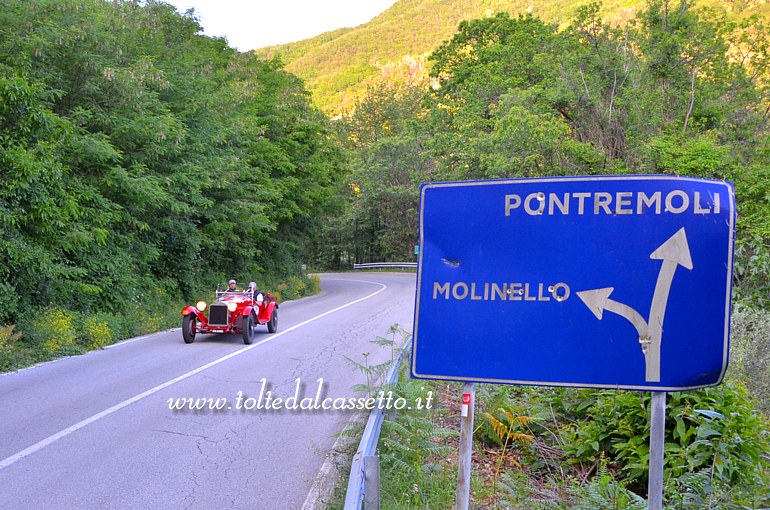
182, 314, 196, 344
242, 314, 255, 345
267, 309, 278, 334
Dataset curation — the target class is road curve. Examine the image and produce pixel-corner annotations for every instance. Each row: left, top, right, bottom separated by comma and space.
0, 272, 416, 510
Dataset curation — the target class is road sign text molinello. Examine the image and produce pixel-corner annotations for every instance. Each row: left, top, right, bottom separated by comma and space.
412, 176, 735, 391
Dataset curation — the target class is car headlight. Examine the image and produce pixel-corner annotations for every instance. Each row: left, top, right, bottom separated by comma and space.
227, 302, 237, 312
196, 301, 207, 312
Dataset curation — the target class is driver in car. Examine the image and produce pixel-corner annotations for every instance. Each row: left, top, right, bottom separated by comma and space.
227, 279, 238, 292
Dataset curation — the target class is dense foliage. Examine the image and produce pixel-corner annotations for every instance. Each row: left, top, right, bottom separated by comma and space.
322, 2, 770, 505
0, 0, 345, 361
363, 343, 768, 508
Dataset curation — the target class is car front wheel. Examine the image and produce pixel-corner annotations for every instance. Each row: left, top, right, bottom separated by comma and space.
182, 314, 196, 344
242, 314, 255, 345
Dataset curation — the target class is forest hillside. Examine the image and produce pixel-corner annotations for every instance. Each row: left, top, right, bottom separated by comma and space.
255, 0, 770, 113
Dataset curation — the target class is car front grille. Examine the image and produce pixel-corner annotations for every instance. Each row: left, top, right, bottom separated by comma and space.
208, 304, 229, 326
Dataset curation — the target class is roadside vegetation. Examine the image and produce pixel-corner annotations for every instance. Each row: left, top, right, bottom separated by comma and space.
376, 373, 769, 508
340, 321, 769, 508
0, 273, 320, 373
0, 1, 332, 372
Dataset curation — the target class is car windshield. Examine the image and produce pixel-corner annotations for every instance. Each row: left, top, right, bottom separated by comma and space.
216, 289, 254, 297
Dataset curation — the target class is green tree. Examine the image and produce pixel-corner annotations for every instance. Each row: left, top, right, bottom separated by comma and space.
323, 81, 432, 266
0, 0, 346, 325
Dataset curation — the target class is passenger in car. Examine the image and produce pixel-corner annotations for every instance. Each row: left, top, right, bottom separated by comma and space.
247, 282, 263, 299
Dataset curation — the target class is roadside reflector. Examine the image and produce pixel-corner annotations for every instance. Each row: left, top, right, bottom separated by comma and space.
461, 393, 471, 417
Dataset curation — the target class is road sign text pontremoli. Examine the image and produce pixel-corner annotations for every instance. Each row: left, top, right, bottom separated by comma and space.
411, 176, 736, 391
504, 189, 720, 216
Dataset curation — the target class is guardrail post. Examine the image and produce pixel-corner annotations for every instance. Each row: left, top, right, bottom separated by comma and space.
343, 340, 412, 510
363, 455, 380, 509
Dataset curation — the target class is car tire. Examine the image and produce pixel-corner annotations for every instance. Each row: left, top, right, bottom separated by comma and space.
182, 314, 196, 344
267, 309, 278, 334
242, 314, 255, 345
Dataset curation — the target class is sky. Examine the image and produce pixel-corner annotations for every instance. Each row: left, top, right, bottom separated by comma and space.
162, 0, 399, 51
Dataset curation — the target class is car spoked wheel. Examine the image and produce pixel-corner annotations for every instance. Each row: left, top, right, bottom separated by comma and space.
182, 314, 197, 344
242, 314, 255, 345
267, 309, 278, 334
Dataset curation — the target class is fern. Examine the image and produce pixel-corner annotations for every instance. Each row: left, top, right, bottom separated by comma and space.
334, 420, 365, 439
370, 323, 411, 360
497, 472, 563, 510
665, 470, 724, 509
344, 352, 394, 392
486, 410, 536, 445
0, 324, 22, 349
482, 407, 537, 505
568, 455, 647, 510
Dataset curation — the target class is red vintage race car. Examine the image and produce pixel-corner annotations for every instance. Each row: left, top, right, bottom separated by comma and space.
180, 288, 278, 344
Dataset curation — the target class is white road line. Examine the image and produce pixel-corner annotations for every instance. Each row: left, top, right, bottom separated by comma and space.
0, 280, 387, 471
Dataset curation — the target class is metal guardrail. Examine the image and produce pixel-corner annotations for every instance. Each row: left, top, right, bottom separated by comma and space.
343, 340, 412, 510
353, 262, 417, 269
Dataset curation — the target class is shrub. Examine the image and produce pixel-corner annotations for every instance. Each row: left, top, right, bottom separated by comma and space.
567, 456, 647, 510
0, 324, 23, 372
730, 304, 770, 416
28, 308, 79, 355
558, 383, 770, 504
0, 324, 21, 349
0, 283, 19, 324
307, 273, 321, 295
279, 275, 307, 300
135, 315, 165, 336
378, 375, 456, 508
80, 317, 113, 350
88, 311, 133, 342
275, 274, 321, 301
733, 237, 770, 308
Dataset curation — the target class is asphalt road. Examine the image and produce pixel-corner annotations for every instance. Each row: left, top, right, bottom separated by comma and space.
0, 272, 416, 510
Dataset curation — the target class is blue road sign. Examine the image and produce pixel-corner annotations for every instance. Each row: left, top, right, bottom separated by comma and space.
411, 176, 736, 391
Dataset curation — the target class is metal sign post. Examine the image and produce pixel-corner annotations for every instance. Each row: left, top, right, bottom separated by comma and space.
456, 384, 475, 510
648, 391, 667, 509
